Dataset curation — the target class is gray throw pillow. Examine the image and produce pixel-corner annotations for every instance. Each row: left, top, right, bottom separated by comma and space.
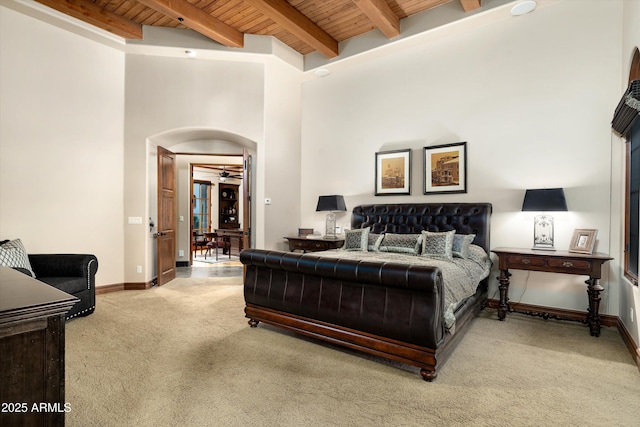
368, 233, 383, 252
421, 230, 455, 260
377, 233, 422, 255
343, 227, 370, 251
0, 239, 35, 277
453, 234, 476, 258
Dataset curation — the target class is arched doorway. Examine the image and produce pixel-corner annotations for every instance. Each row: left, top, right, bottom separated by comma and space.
147, 128, 257, 283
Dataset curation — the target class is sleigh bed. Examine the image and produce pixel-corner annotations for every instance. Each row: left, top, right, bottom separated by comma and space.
240, 203, 492, 381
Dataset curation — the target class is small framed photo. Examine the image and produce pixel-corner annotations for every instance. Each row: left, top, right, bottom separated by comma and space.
569, 229, 598, 254
424, 142, 467, 194
375, 149, 411, 196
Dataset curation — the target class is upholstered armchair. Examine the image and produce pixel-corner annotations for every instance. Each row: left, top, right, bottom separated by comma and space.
1, 239, 98, 320
28, 254, 98, 320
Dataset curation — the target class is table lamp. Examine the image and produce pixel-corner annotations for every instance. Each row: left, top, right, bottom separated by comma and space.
521, 188, 568, 251
316, 195, 346, 239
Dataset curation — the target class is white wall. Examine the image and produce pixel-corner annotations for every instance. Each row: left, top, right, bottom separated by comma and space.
0, 5, 125, 286
301, 1, 623, 314
261, 58, 303, 251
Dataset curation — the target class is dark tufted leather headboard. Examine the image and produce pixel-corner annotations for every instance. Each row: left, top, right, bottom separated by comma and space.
351, 203, 492, 252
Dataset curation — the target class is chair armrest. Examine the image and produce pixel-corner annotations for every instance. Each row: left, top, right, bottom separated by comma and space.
28, 254, 98, 283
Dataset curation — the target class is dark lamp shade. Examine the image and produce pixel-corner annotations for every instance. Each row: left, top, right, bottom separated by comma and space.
522, 188, 568, 212
316, 195, 347, 212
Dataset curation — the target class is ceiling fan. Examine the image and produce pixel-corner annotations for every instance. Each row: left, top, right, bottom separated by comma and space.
193, 164, 243, 181
217, 166, 243, 181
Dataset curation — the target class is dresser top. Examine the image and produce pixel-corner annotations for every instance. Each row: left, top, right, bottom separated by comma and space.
492, 247, 612, 261
0, 267, 78, 321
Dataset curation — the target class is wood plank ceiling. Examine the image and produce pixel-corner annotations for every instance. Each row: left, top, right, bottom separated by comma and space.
34, 0, 482, 58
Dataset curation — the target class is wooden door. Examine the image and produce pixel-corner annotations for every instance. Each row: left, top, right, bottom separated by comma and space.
242, 148, 252, 251
157, 146, 177, 285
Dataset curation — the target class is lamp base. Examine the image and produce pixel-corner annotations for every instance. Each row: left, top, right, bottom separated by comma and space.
325, 212, 336, 239
532, 215, 556, 251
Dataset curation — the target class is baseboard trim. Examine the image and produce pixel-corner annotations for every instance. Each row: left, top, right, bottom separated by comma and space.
123, 281, 154, 290
616, 318, 640, 374
95, 284, 124, 294
95, 280, 155, 294
485, 299, 639, 372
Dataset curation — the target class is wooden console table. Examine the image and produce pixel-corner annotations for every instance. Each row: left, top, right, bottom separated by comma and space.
285, 236, 344, 252
491, 248, 613, 337
0, 267, 78, 427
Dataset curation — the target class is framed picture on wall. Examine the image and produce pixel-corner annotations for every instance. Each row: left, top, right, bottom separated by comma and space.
569, 229, 598, 254
375, 149, 411, 196
423, 142, 467, 195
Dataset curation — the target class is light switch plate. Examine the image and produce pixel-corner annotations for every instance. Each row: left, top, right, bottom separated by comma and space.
128, 216, 143, 225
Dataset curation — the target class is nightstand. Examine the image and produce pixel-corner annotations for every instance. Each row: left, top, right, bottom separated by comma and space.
491, 247, 613, 337
285, 236, 344, 252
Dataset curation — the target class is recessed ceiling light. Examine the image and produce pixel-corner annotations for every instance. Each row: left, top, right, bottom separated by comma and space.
511, 0, 537, 16
314, 68, 331, 77
185, 50, 197, 57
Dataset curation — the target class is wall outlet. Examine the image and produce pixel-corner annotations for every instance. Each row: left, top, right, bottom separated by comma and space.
178, 249, 184, 257
136, 265, 142, 274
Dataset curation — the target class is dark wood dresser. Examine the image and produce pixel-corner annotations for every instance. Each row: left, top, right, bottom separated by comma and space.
0, 267, 78, 427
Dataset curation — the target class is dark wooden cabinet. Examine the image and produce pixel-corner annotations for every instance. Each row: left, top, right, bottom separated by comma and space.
218, 183, 239, 229
285, 236, 344, 252
0, 267, 77, 427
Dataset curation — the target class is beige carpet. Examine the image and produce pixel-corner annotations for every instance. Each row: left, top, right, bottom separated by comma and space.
65, 276, 640, 427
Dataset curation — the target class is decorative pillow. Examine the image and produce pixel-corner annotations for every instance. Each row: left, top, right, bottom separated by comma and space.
368, 233, 384, 252
453, 234, 476, 259
421, 230, 456, 260
0, 239, 35, 277
377, 233, 422, 255
343, 227, 370, 252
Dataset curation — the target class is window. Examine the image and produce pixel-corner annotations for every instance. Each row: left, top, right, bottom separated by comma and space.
624, 48, 640, 286
193, 181, 211, 234
625, 119, 639, 285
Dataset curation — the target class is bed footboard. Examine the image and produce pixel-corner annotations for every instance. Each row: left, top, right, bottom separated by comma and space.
241, 249, 447, 380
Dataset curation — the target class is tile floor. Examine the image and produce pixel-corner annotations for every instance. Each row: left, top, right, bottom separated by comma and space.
176, 258, 243, 279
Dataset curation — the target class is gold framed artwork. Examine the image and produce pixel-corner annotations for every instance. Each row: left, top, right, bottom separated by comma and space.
375, 149, 411, 196
568, 229, 598, 254
423, 142, 467, 195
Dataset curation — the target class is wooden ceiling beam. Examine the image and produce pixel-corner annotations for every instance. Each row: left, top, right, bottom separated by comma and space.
244, 0, 339, 58
352, 0, 400, 39
135, 0, 244, 48
459, 0, 482, 12
35, 0, 143, 39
